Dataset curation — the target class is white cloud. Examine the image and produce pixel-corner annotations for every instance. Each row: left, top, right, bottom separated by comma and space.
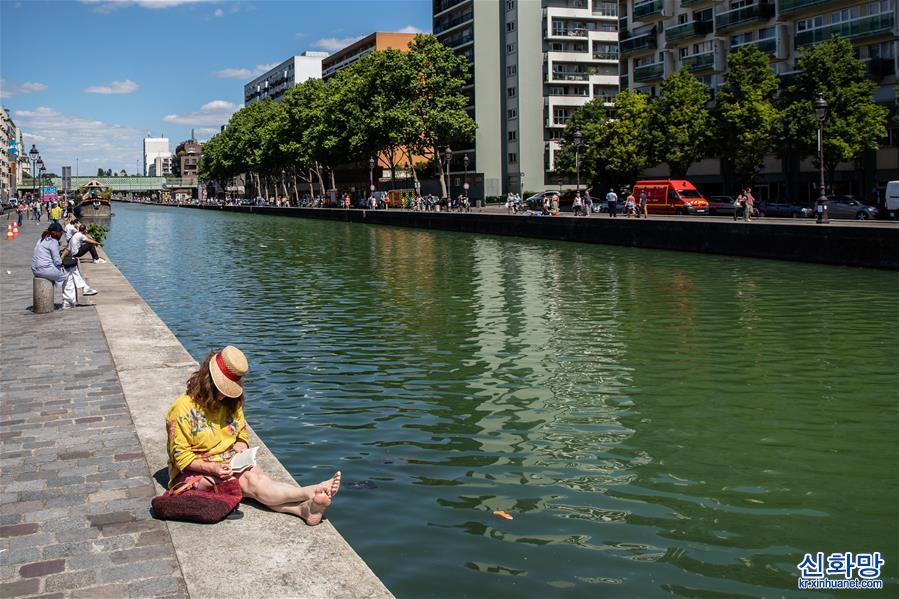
80, 0, 215, 13
213, 7, 223, 16
0, 79, 48, 99
397, 25, 427, 34
162, 100, 239, 126
12, 106, 144, 173
83, 79, 139, 94
210, 63, 278, 80
310, 35, 365, 52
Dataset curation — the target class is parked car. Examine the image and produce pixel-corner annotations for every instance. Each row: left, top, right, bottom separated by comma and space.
756, 200, 813, 218
526, 188, 596, 212
631, 180, 709, 215
707, 195, 737, 217
826, 196, 880, 220
524, 191, 557, 210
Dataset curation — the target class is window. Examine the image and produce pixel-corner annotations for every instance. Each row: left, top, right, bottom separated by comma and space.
694, 8, 712, 21
507, 65, 517, 76
507, 21, 516, 31
678, 13, 688, 24
731, 31, 754, 46
758, 26, 775, 39
506, 0, 515, 10
507, 42, 516, 54
796, 16, 824, 31
508, 108, 518, 119
507, 86, 517, 97
509, 153, 518, 163
508, 130, 517, 141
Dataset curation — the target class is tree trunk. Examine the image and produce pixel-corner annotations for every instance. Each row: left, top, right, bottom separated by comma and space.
315, 163, 326, 197
309, 168, 315, 199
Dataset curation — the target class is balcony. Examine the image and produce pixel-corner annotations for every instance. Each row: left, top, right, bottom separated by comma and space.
633, 0, 664, 21
715, 2, 775, 33
633, 62, 664, 81
666, 19, 714, 42
681, 0, 713, 5
551, 26, 589, 37
593, 51, 619, 60
620, 32, 657, 56
621, 74, 629, 88
444, 32, 474, 49
681, 51, 715, 71
434, 0, 470, 17
777, 0, 843, 16
795, 13, 895, 47
551, 70, 592, 81
593, 3, 618, 17
732, 36, 777, 55
435, 11, 473, 34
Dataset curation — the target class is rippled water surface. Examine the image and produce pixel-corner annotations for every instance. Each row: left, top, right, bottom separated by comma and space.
106, 204, 898, 597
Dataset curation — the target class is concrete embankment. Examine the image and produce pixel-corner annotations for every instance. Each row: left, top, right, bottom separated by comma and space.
0, 217, 392, 598
172, 204, 899, 270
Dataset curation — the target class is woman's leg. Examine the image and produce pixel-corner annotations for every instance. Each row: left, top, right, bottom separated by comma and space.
238, 467, 338, 524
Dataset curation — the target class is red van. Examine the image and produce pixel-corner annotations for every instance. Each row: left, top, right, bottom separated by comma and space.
632, 180, 709, 215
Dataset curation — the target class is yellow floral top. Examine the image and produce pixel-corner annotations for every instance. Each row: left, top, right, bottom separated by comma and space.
165, 393, 249, 488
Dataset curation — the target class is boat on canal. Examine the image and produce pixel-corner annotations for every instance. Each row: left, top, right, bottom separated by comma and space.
78, 179, 112, 220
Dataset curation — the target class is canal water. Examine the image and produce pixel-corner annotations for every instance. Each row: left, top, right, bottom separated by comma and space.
106, 203, 898, 597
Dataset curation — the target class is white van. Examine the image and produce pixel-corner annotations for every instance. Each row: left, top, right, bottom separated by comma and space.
886, 181, 899, 219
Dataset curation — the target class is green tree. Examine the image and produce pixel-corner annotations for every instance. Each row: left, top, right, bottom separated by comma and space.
713, 44, 780, 189
555, 91, 652, 191
649, 68, 712, 178
404, 34, 476, 197
779, 36, 888, 186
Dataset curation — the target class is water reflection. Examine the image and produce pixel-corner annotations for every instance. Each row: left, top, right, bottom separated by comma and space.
106, 204, 899, 598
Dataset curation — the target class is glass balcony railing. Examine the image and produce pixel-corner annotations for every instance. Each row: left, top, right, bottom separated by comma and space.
593, 51, 620, 60
552, 71, 592, 81
620, 32, 657, 55
435, 11, 473, 34
778, 0, 843, 15
682, 51, 715, 71
795, 13, 895, 47
715, 2, 775, 32
681, 0, 712, 5
633, 0, 664, 21
633, 62, 664, 81
593, 3, 618, 17
551, 27, 589, 37
666, 19, 714, 42
732, 36, 777, 55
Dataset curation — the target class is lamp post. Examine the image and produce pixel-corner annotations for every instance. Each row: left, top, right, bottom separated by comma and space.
28, 145, 40, 202
814, 94, 829, 224
39, 164, 46, 204
369, 157, 375, 195
445, 146, 452, 201
573, 129, 584, 197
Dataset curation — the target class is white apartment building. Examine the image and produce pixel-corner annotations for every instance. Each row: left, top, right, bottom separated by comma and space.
143, 136, 171, 176
619, 0, 898, 198
434, 0, 619, 197
148, 155, 172, 177
244, 52, 328, 105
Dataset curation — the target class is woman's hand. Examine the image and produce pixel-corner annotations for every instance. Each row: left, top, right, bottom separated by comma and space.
211, 462, 233, 480
233, 441, 249, 453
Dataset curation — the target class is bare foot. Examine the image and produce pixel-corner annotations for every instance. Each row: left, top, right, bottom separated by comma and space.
298, 490, 331, 526
319, 471, 341, 498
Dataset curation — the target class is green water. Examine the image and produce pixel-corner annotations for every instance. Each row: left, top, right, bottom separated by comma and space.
106, 203, 898, 597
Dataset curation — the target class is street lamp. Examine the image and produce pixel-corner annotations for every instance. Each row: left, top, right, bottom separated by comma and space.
28, 145, 40, 202
39, 164, 46, 203
369, 157, 375, 195
814, 94, 829, 224
573, 129, 584, 197
445, 146, 452, 201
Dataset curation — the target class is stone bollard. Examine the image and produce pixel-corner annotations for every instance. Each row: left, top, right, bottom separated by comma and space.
33, 277, 54, 314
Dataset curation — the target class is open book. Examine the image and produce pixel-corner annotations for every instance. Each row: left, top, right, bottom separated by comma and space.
229, 446, 259, 473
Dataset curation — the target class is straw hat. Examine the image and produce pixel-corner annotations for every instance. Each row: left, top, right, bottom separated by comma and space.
209, 346, 248, 398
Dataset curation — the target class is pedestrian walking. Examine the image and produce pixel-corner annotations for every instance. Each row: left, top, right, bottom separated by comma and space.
743, 186, 755, 222
573, 192, 584, 216
606, 189, 618, 217
639, 191, 648, 218
625, 191, 637, 217
584, 188, 593, 216
16, 201, 25, 227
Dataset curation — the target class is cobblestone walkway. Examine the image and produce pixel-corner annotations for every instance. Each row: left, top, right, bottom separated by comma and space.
0, 216, 187, 598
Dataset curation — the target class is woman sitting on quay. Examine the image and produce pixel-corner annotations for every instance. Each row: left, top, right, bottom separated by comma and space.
166, 346, 340, 525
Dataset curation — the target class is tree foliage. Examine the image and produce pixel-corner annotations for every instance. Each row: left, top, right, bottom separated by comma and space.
198, 34, 475, 198
779, 36, 888, 183
714, 44, 780, 187
649, 68, 712, 178
555, 91, 651, 191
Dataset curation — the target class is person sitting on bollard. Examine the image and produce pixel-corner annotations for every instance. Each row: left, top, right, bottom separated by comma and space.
32, 222, 78, 310
165, 346, 341, 526
625, 191, 637, 217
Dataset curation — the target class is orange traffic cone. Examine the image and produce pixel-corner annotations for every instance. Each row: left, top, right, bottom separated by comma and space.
5, 225, 13, 241
12, 223, 20, 237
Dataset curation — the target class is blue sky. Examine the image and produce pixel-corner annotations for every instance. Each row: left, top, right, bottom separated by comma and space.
1, 0, 432, 175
